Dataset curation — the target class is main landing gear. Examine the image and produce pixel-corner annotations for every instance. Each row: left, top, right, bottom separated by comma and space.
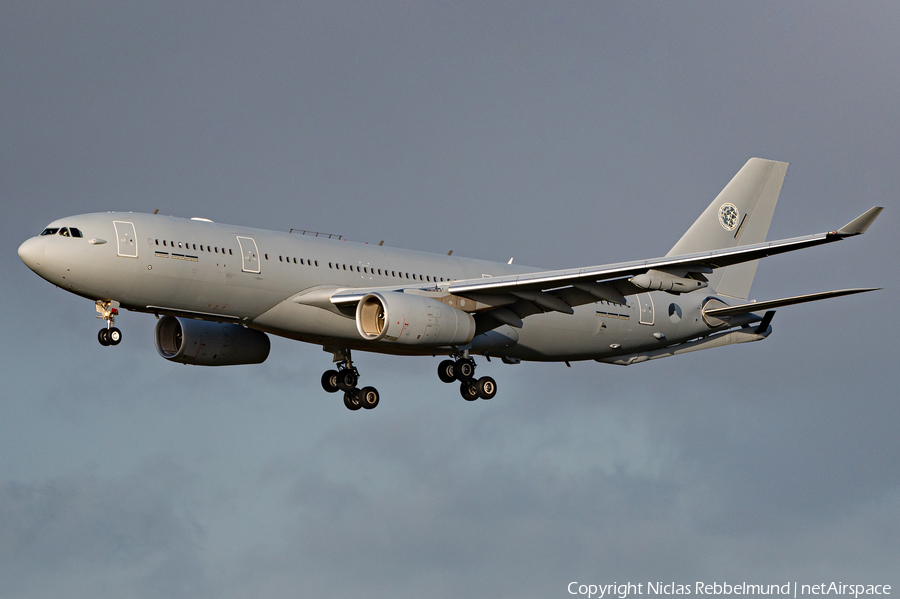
96, 300, 122, 347
438, 354, 497, 401
320, 348, 497, 411
321, 348, 380, 411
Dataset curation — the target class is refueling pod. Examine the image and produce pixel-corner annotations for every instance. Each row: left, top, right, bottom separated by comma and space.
630, 272, 708, 294
154, 316, 270, 366
356, 291, 476, 347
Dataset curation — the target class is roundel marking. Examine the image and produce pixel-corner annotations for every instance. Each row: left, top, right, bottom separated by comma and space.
668, 303, 682, 323
718, 203, 739, 231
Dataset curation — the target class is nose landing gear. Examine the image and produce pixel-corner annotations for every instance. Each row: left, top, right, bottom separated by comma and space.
438, 353, 498, 401
322, 347, 380, 411
96, 300, 122, 346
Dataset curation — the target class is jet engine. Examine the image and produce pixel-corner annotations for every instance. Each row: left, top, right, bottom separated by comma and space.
356, 291, 475, 347
154, 316, 270, 366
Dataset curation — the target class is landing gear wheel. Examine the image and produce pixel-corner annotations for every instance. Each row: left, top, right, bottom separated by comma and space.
460, 380, 480, 401
321, 370, 340, 393
437, 360, 456, 383
455, 358, 476, 381
108, 327, 122, 346
343, 390, 361, 411
98, 328, 111, 346
476, 376, 497, 400
337, 369, 358, 392
358, 386, 380, 410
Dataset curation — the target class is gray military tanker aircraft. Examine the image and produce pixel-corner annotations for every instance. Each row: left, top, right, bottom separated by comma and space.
18, 158, 882, 411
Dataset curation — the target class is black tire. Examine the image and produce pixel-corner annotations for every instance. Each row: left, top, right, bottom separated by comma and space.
437, 360, 456, 383
455, 358, 475, 381
460, 380, 480, 401
337, 369, 358, 392
108, 327, 122, 345
343, 390, 361, 411
358, 386, 380, 409
476, 376, 497, 400
98, 328, 111, 346
321, 370, 340, 393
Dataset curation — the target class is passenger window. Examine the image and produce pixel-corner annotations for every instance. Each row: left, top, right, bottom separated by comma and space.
163, 240, 167, 246
193, 244, 197, 250
293, 258, 297, 264
178, 242, 182, 248
229, 249, 233, 255
300, 259, 305, 265
155, 239, 159, 245
343, 264, 347, 270
279, 256, 283, 262
315, 261, 318, 266
265, 254, 268, 260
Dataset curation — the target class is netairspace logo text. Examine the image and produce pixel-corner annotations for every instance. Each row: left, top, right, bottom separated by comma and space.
567, 582, 892, 599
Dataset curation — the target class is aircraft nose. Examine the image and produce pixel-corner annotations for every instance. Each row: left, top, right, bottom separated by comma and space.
18, 237, 45, 271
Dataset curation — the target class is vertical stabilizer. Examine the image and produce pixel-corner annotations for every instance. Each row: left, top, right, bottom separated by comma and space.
666, 158, 788, 299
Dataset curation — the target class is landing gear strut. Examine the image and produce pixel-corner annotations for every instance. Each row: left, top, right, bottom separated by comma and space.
96, 300, 122, 346
322, 347, 380, 411
438, 352, 498, 401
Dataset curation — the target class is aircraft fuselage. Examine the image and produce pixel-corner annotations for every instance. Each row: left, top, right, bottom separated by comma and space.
18, 211, 724, 363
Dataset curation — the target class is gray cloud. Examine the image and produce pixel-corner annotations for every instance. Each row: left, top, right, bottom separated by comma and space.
0, 458, 204, 598
2, 1, 898, 597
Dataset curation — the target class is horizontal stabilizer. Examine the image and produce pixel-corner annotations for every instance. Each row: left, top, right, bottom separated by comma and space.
703, 288, 880, 318
838, 206, 884, 236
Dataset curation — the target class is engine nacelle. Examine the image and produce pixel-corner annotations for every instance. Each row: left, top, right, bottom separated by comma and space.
154, 316, 270, 366
356, 291, 476, 347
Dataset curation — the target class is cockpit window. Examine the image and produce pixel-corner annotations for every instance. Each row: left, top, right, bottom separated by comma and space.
39, 226, 83, 238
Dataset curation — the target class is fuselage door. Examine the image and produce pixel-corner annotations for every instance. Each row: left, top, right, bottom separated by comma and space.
237, 236, 260, 273
113, 221, 137, 258
638, 293, 655, 325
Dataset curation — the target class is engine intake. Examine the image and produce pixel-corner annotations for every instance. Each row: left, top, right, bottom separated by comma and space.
154, 316, 270, 366
356, 291, 475, 347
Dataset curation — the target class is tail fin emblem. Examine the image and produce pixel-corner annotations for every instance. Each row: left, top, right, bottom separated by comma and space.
718, 203, 739, 231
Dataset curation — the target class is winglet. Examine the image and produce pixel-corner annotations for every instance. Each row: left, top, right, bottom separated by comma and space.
838, 206, 884, 236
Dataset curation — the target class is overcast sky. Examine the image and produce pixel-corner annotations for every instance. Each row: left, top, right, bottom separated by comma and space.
1, 2, 898, 598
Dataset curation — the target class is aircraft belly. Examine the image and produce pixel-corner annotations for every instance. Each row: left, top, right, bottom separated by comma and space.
505, 308, 627, 361
253, 299, 360, 342
505, 293, 709, 362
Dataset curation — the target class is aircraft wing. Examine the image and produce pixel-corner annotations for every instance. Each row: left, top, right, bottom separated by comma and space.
702, 288, 880, 318
330, 206, 882, 315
